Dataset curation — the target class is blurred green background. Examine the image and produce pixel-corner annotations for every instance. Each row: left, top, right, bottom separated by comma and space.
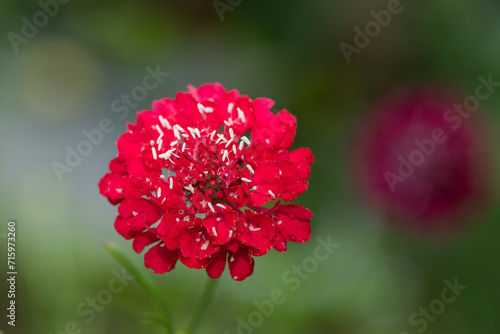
1, 0, 499, 333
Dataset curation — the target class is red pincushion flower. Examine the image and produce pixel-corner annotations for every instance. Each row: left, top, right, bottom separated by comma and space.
353, 85, 489, 234
99, 83, 314, 281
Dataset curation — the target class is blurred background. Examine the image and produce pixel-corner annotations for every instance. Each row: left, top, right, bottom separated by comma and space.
1, 0, 499, 333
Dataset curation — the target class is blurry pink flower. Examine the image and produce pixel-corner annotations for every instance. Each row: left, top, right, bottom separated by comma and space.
353, 85, 490, 233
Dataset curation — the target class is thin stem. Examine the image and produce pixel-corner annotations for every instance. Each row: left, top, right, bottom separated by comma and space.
105, 242, 174, 334
183, 277, 219, 334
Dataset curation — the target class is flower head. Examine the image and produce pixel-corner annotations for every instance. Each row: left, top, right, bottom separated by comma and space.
353, 85, 489, 234
100, 83, 314, 280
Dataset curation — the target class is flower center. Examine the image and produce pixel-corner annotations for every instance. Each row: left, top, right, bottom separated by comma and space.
150, 119, 253, 211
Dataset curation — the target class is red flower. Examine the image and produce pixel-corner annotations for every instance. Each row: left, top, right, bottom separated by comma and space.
99, 83, 314, 281
352, 85, 489, 234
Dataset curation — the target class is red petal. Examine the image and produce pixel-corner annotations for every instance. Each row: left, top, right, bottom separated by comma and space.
278, 161, 307, 202
236, 211, 276, 255
206, 249, 228, 278
273, 204, 313, 243
224, 239, 241, 253
117, 132, 148, 160
99, 173, 124, 202
118, 198, 160, 220
180, 226, 220, 260
144, 243, 179, 274
127, 158, 159, 191
157, 177, 184, 204
109, 158, 127, 174
157, 210, 196, 250
192, 83, 227, 103
253, 98, 275, 120
191, 189, 212, 213
273, 233, 288, 252
179, 254, 211, 269
114, 216, 143, 239
250, 104, 296, 150
175, 92, 203, 126
249, 162, 281, 206
289, 148, 314, 180
202, 212, 238, 244
115, 199, 161, 239
133, 228, 159, 253
225, 185, 249, 208
228, 247, 255, 281
275, 110, 296, 149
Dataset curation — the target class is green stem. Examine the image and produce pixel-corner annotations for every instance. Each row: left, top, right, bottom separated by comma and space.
105, 242, 174, 334
183, 277, 219, 334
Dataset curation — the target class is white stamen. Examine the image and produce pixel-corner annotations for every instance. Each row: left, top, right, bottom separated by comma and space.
232, 144, 237, 155
150, 140, 155, 145
209, 130, 216, 141
182, 143, 186, 152
239, 141, 244, 150
158, 138, 163, 150
212, 227, 218, 236
216, 133, 226, 144
241, 136, 250, 146
159, 152, 171, 160
152, 147, 158, 160
227, 102, 234, 114
197, 103, 205, 114
175, 125, 186, 133
268, 190, 276, 198
229, 256, 235, 262
241, 178, 252, 182
194, 128, 201, 138
249, 225, 261, 232
204, 107, 214, 113
159, 116, 172, 129
155, 125, 164, 136
246, 165, 255, 174
171, 152, 180, 158
159, 148, 175, 160
208, 202, 215, 213
216, 203, 226, 209
237, 107, 246, 123
157, 187, 161, 198
222, 150, 229, 161
184, 185, 195, 193
229, 128, 235, 139
170, 140, 178, 146
173, 127, 181, 139
224, 138, 233, 148
187, 127, 197, 139
224, 119, 233, 127
169, 178, 173, 189
200, 240, 209, 251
